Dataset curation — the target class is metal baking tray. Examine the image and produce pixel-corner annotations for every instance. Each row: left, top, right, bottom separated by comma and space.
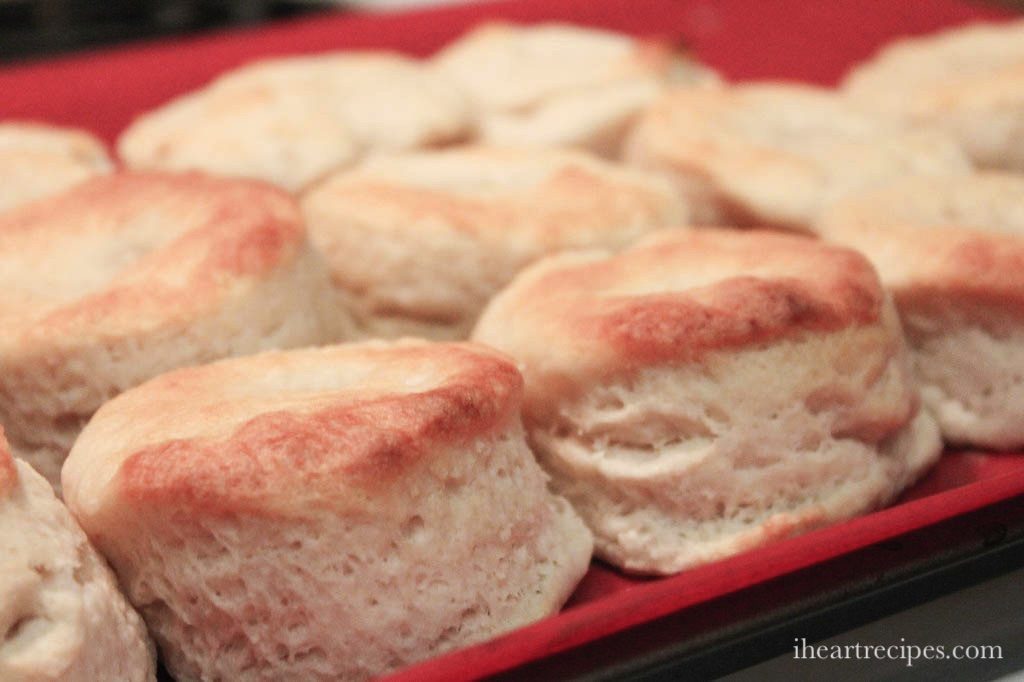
2, 0, 1020, 679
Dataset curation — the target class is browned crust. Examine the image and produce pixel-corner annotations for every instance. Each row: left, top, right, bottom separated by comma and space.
114, 343, 523, 517
816, 174, 1024, 316
303, 151, 679, 244
589, 273, 880, 366
0, 427, 17, 498
511, 229, 884, 368
1, 171, 304, 341
863, 226, 1024, 316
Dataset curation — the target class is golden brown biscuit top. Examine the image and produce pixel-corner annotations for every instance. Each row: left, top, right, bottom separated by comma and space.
818, 172, 1024, 236
640, 83, 890, 148
843, 20, 1024, 116
627, 83, 970, 227
432, 21, 713, 113
62, 341, 523, 520
213, 52, 471, 151
302, 146, 686, 250
0, 121, 109, 161
472, 228, 885, 405
0, 171, 304, 348
817, 173, 1024, 311
118, 52, 471, 191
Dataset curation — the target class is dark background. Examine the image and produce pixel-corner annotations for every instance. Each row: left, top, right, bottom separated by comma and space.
4, 0, 1024, 63
0, 0, 341, 61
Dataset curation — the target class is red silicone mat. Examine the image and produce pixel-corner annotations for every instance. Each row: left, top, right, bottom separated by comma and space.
2, 0, 1021, 679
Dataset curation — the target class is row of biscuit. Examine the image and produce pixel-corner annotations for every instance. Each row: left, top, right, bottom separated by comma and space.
2, 17, 1023, 681
116, 22, 719, 189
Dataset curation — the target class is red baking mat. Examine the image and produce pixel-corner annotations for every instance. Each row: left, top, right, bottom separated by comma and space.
2, 1, 1022, 680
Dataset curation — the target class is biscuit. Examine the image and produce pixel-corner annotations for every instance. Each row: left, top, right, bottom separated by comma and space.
473, 228, 941, 574
0, 172, 344, 490
817, 173, 1024, 449
625, 83, 972, 230
118, 53, 471, 191
0, 122, 112, 213
301, 146, 688, 339
432, 22, 718, 157
61, 340, 593, 680
0, 427, 155, 681
844, 20, 1024, 171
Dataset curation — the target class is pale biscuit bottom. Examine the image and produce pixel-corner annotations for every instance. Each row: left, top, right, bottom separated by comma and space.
905, 315, 1024, 450
538, 408, 939, 575
0, 459, 155, 681
524, 328, 942, 575
97, 424, 591, 681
